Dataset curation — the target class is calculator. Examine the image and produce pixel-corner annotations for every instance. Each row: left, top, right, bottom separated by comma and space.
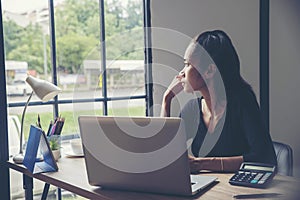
229, 162, 276, 188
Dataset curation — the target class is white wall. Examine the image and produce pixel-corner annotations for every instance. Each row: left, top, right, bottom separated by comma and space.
151, 0, 260, 116
270, 0, 300, 177
151, 0, 300, 177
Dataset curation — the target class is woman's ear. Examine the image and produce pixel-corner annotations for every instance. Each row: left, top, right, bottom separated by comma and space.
204, 64, 217, 79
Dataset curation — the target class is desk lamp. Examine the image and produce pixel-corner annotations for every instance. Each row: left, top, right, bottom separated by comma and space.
13, 75, 62, 164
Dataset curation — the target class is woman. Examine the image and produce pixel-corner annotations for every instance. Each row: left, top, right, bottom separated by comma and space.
161, 30, 277, 173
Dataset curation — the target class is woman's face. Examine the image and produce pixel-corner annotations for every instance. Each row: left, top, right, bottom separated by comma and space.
178, 43, 206, 93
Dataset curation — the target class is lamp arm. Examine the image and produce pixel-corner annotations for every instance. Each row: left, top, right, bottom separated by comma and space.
18, 91, 34, 154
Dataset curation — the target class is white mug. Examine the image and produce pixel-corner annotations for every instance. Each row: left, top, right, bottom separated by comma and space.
70, 138, 83, 155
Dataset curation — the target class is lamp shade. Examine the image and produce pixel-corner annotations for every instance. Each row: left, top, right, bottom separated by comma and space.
26, 75, 62, 102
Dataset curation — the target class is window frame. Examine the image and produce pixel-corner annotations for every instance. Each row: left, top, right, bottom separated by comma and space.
7, 0, 153, 120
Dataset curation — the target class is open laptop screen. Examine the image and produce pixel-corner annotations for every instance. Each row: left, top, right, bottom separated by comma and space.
78, 116, 216, 196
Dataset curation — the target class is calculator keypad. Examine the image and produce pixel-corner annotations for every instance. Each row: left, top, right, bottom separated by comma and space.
229, 171, 273, 187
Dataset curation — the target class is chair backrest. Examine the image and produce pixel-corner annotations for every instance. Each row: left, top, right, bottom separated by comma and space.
273, 141, 293, 176
8, 115, 22, 156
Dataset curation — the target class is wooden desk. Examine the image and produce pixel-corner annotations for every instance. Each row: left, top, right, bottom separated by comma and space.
6, 156, 300, 200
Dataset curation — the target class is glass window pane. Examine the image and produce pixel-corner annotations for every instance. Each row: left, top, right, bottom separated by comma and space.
108, 99, 146, 117
105, 0, 145, 97
59, 102, 103, 135
8, 105, 54, 141
3, 1, 51, 100
54, 0, 102, 99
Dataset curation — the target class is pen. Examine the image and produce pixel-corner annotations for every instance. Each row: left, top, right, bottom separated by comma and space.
50, 121, 57, 136
55, 119, 65, 135
37, 114, 42, 129
233, 193, 282, 199
46, 121, 53, 136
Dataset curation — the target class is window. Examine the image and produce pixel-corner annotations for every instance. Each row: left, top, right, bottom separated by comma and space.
4, 0, 149, 136
2, 0, 151, 198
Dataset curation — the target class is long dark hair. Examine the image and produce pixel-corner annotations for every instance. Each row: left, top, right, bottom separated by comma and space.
193, 30, 252, 100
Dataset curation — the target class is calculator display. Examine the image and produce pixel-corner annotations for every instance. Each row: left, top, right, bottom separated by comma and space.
243, 165, 274, 172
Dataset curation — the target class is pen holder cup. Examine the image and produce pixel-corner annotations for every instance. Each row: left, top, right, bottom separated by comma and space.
48, 135, 61, 161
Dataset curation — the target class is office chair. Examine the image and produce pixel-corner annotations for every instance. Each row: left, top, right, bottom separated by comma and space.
273, 141, 293, 176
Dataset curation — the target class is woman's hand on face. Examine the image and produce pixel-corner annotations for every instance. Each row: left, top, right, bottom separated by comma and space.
164, 76, 184, 100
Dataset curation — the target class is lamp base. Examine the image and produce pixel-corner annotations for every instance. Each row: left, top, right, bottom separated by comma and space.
13, 153, 24, 164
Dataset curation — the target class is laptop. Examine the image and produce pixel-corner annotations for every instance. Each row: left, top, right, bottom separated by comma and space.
78, 116, 217, 196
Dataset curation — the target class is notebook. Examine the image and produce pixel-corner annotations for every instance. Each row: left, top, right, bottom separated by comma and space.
78, 116, 217, 196
23, 125, 58, 174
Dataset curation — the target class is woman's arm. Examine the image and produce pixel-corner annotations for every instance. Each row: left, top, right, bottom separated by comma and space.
189, 155, 243, 173
160, 94, 172, 117
160, 77, 183, 117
